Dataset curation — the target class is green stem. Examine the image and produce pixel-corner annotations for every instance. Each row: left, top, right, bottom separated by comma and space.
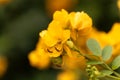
72, 46, 93, 60
107, 75, 120, 80
71, 44, 120, 79
103, 62, 120, 77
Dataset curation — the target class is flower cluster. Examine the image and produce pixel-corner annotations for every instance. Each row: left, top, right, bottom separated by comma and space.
28, 9, 120, 80
28, 9, 92, 70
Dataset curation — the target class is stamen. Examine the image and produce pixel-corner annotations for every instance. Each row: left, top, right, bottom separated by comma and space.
55, 47, 61, 52
47, 48, 53, 53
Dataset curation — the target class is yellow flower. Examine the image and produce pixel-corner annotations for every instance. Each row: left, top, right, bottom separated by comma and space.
37, 38, 63, 58
68, 11, 92, 43
39, 21, 70, 57
62, 55, 86, 70
69, 11, 92, 35
69, 11, 92, 30
57, 70, 80, 80
28, 49, 50, 69
53, 9, 69, 28
0, 56, 7, 77
62, 46, 86, 70
108, 23, 120, 45
40, 21, 70, 47
107, 23, 120, 61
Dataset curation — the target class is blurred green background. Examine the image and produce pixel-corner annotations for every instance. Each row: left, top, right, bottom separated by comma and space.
0, 0, 120, 80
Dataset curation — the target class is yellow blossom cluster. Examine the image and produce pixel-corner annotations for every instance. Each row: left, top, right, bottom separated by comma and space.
28, 9, 92, 70
28, 9, 120, 80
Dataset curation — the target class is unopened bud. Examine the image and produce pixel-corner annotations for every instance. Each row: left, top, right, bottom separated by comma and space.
66, 40, 74, 48
94, 71, 100, 76
90, 74, 94, 78
87, 65, 91, 68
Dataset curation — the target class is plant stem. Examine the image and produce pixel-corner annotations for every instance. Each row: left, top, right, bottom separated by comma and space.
107, 75, 120, 80
103, 62, 120, 77
72, 43, 120, 79
72, 46, 93, 60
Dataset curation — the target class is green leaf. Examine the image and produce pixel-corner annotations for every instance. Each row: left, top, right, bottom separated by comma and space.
111, 56, 120, 70
86, 38, 102, 56
100, 70, 113, 76
102, 45, 112, 61
87, 60, 103, 65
